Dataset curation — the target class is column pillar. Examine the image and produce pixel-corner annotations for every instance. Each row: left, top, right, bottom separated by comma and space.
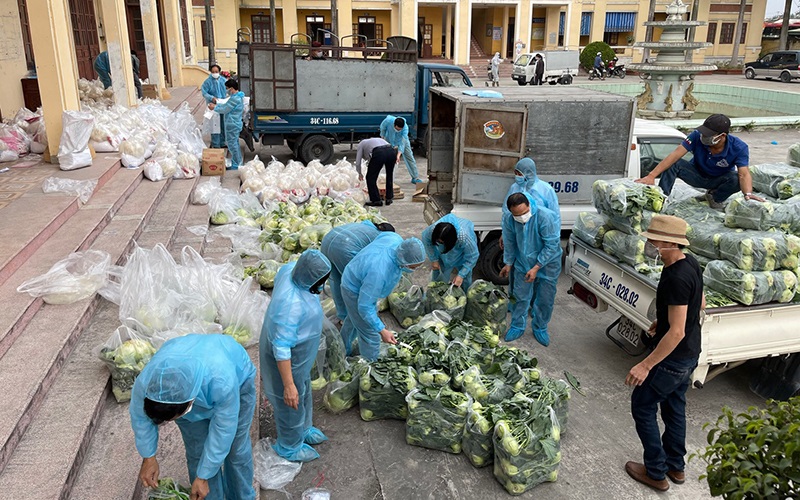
590, 6, 606, 46
544, 6, 560, 50
565, 2, 581, 50
101, 0, 136, 107
445, 5, 453, 60
281, 0, 298, 42
27, 0, 81, 160
516, 0, 532, 54
453, 0, 471, 65
336, 0, 352, 45
163, 0, 185, 86
140, 0, 165, 99
501, 6, 510, 56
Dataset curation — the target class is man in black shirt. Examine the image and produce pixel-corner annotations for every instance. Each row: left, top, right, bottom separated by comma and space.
624, 215, 705, 492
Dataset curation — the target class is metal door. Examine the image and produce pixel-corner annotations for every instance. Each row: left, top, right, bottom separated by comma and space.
69, 0, 101, 80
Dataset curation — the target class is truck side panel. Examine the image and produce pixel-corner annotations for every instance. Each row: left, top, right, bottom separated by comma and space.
294, 59, 417, 114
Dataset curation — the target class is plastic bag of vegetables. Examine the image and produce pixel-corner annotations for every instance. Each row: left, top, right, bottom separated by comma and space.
493, 399, 561, 495
592, 178, 665, 217
220, 277, 269, 347
446, 320, 500, 351
446, 341, 485, 389
606, 210, 653, 235
664, 197, 724, 224
405, 386, 472, 453
703, 260, 778, 306
602, 230, 646, 267
244, 260, 283, 289
208, 188, 242, 225
463, 280, 509, 335
519, 375, 572, 434
749, 163, 800, 199
388, 284, 426, 328
717, 230, 781, 272
298, 223, 332, 250
724, 195, 776, 231
95, 325, 157, 403
322, 317, 348, 382
148, 478, 191, 500
463, 400, 496, 468
772, 269, 798, 303
686, 221, 727, 259
413, 347, 451, 388
323, 357, 369, 414
572, 212, 609, 248
460, 363, 526, 405
310, 337, 328, 390
773, 202, 800, 234
192, 176, 222, 205
17, 249, 112, 304
359, 359, 417, 421
425, 281, 467, 320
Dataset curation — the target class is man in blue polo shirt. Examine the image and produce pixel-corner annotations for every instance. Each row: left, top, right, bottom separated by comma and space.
636, 114, 763, 208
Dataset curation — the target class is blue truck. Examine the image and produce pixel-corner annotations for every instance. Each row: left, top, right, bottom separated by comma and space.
236, 36, 472, 164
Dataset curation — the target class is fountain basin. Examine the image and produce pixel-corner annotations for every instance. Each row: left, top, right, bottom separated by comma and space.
643, 20, 706, 27
634, 42, 712, 50
628, 64, 718, 73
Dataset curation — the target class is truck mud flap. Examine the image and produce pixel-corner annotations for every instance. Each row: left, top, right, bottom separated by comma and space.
605, 317, 649, 357
749, 353, 800, 400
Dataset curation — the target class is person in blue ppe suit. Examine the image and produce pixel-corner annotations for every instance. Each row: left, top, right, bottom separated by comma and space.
500, 192, 562, 346
320, 220, 396, 323
421, 213, 479, 290
380, 115, 422, 184
93, 50, 144, 96
340, 235, 427, 361
261, 250, 332, 462
209, 79, 244, 170
130, 334, 257, 500
202, 64, 227, 148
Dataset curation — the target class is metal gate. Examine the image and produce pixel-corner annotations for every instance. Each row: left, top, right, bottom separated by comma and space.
68, 0, 101, 80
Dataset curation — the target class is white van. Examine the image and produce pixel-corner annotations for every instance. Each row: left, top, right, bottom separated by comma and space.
512, 51, 580, 86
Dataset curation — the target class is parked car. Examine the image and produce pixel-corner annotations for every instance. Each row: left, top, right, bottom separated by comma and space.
743, 50, 800, 83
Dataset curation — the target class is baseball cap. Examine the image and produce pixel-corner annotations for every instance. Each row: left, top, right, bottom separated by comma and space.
697, 114, 731, 137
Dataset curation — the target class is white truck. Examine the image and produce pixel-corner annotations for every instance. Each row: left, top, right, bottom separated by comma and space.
565, 235, 800, 391
511, 51, 580, 86
423, 85, 686, 284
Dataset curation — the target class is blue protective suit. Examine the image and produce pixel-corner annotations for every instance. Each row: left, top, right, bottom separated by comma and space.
341, 234, 426, 360
202, 75, 228, 148
320, 221, 381, 321
380, 115, 419, 180
502, 193, 562, 343
93, 52, 112, 89
260, 250, 332, 462
130, 334, 257, 500
421, 213, 479, 290
213, 91, 245, 169
502, 158, 561, 227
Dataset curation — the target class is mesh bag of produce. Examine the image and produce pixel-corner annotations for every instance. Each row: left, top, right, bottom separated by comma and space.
463, 280, 509, 335
602, 230, 646, 267
359, 360, 417, 421
463, 400, 496, 468
724, 195, 777, 231
323, 357, 369, 414
405, 386, 471, 454
572, 212, 609, 248
492, 399, 561, 495
703, 260, 777, 306
95, 325, 157, 403
425, 281, 467, 320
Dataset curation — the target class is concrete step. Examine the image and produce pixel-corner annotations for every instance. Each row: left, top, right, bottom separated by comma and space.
0, 167, 143, 363
0, 174, 171, 474
0, 156, 122, 288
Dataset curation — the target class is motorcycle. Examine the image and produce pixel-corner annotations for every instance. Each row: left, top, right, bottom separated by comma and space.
588, 66, 606, 80
607, 59, 626, 79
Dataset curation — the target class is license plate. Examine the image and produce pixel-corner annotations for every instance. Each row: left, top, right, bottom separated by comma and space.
616, 317, 641, 346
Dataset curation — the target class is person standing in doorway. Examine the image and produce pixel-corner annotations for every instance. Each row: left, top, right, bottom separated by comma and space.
380, 115, 422, 184
624, 215, 705, 493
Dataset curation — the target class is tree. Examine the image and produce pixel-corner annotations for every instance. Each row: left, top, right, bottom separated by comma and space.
729, 0, 746, 65
779, 0, 793, 50
204, 0, 216, 67
580, 42, 615, 71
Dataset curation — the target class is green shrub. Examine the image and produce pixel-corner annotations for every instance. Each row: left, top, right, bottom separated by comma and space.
695, 397, 800, 499
580, 42, 615, 71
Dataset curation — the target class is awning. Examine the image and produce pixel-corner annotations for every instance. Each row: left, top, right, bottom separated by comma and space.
581, 12, 592, 36
605, 12, 636, 33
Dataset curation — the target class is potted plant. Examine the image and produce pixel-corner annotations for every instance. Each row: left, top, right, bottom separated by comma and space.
695, 397, 800, 499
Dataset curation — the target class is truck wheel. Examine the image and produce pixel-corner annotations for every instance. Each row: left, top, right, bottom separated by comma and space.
479, 237, 508, 286
548, 80, 557, 85
517, 79, 526, 86
559, 75, 573, 85
300, 135, 334, 164
419, 128, 429, 158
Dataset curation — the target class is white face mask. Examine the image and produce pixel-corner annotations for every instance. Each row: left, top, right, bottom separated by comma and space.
211, 73, 220, 79
513, 212, 532, 224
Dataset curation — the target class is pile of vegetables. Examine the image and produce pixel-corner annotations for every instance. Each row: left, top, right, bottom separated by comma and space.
493, 399, 562, 495
724, 195, 777, 231
463, 280, 509, 336
703, 260, 798, 305
425, 281, 467, 320
238, 155, 366, 204
405, 386, 471, 453
572, 212, 609, 248
602, 230, 646, 268
96, 327, 156, 403
607, 211, 653, 235
592, 179, 665, 216
148, 478, 191, 500
749, 163, 800, 199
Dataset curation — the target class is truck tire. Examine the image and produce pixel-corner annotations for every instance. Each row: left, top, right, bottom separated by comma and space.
548, 80, 557, 85
299, 135, 334, 164
478, 236, 508, 286
517, 79, 526, 86
419, 127, 429, 158
559, 74, 573, 85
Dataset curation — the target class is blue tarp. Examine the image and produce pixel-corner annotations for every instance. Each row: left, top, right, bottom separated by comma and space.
605, 12, 637, 33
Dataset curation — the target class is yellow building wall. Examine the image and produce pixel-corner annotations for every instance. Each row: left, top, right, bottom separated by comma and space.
490, 8, 505, 55
192, 0, 240, 72
529, 8, 547, 51
0, 1, 30, 116
418, 6, 443, 56
240, 8, 285, 43
350, 9, 392, 39
471, 9, 488, 54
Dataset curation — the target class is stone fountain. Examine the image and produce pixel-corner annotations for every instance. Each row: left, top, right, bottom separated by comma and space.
628, 0, 717, 119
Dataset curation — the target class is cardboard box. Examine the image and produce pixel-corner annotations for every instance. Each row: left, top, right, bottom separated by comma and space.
142, 84, 159, 100
202, 148, 226, 176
